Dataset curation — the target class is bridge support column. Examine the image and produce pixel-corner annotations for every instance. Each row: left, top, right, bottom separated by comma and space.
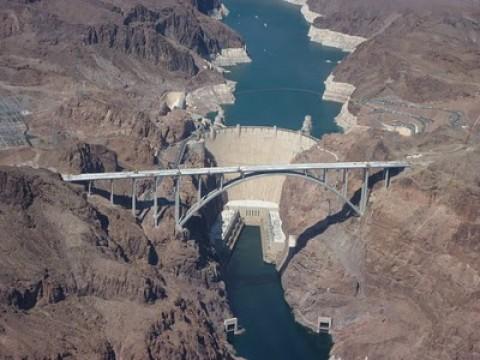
342, 169, 348, 198
360, 168, 369, 214
324, 169, 328, 185
132, 179, 137, 217
153, 177, 158, 228
197, 176, 202, 204
88, 180, 93, 197
110, 180, 114, 204
384, 168, 390, 189
175, 176, 181, 226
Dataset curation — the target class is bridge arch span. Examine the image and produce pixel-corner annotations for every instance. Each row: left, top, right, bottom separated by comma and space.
179, 171, 360, 227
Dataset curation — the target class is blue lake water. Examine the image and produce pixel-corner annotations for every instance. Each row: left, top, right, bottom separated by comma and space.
220, 0, 346, 358
222, 0, 345, 138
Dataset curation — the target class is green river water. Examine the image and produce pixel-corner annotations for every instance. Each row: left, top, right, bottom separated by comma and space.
219, 0, 346, 358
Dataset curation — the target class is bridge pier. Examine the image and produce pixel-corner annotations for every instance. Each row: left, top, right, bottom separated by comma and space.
219, 174, 224, 190
197, 176, 202, 204
175, 176, 181, 226
153, 177, 158, 228
384, 168, 390, 189
360, 168, 369, 214
88, 180, 93, 197
110, 180, 114, 204
342, 169, 348, 198
132, 179, 137, 217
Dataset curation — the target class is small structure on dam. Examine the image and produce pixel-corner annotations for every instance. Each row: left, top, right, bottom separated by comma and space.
210, 208, 244, 253
210, 200, 287, 263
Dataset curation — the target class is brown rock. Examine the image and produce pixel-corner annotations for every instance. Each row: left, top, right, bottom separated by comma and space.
0, 166, 234, 358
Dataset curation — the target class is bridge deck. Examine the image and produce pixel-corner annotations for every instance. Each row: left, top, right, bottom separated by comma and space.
62, 161, 409, 182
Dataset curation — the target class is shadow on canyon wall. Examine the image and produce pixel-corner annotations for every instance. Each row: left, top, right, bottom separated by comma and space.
278, 167, 404, 275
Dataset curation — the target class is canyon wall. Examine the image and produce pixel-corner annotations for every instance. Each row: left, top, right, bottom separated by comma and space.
279, 104, 480, 360
280, 1, 480, 357
0, 0, 247, 358
0, 163, 233, 359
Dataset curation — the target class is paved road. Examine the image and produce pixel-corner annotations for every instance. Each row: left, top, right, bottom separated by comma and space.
63, 161, 410, 182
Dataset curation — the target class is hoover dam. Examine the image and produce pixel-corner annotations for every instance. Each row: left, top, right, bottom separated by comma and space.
205, 126, 318, 203
205, 126, 319, 265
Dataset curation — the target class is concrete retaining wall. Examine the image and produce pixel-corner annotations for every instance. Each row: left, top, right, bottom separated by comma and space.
205, 126, 318, 204
225, 200, 286, 264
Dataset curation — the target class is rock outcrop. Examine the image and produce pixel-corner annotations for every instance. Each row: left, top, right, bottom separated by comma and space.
57, 143, 120, 174
322, 75, 358, 131
85, 22, 199, 76
212, 47, 252, 68
0, 165, 233, 359
280, 124, 480, 358
0, 1, 243, 358
281, 6, 480, 356
303, 0, 480, 135
308, 27, 366, 52
0, 0, 245, 168
186, 81, 237, 115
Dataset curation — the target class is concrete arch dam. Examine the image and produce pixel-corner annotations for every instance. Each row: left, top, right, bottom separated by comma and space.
204, 126, 318, 204
203, 126, 319, 262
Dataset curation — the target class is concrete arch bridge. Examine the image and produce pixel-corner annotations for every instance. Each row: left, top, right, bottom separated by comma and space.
62, 161, 408, 229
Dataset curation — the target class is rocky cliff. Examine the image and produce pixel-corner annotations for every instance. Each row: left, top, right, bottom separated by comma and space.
0, 0, 242, 358
280, 2, 480, 357
304, 0, 480, 136
0, 0, 243, 163
0, 160, 232, 359
280, 123, 480, 358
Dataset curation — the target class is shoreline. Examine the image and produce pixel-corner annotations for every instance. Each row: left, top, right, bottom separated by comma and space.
288, 0, 414, 138
308, 28, 366, 53
283, 0, 363, 132
211, 47, 252, 68
210, 3, 230, 20
283, 0, 366, 52
186, 80, 237, 115
322, 74, 359, 132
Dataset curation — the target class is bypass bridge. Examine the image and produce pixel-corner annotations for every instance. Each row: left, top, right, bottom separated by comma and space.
62, 161, 409, 229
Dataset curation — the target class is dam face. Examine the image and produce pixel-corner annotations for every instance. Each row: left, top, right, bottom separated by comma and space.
205, 126, 317, 204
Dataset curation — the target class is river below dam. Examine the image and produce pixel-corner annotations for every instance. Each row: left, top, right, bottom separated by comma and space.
219, 0, 346, 359
225, 227, 332, 359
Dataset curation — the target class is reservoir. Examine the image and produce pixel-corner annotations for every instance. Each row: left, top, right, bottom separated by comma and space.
222, 0, 345, 138
219, 0, 346, 359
